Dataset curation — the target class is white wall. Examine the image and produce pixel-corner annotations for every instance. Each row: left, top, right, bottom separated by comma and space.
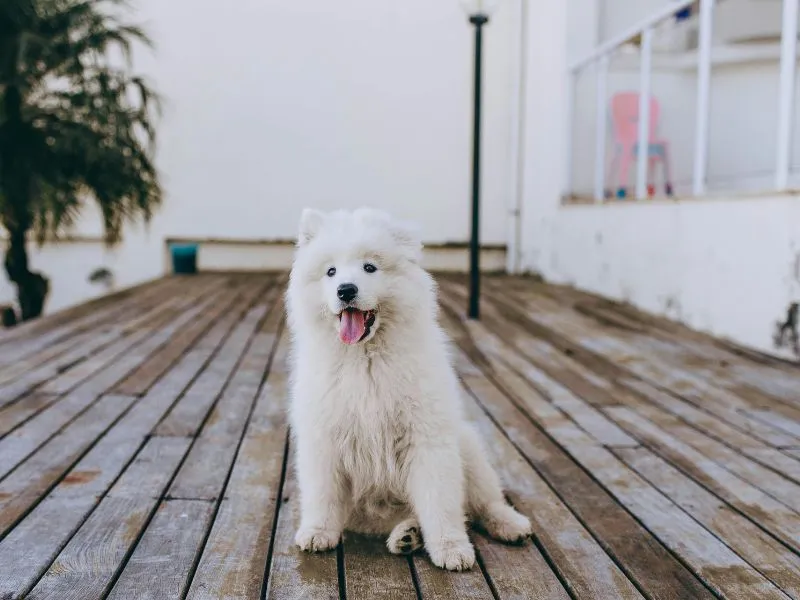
531, 195, 800, 358
133, 0, 514, 245
1, 0, 517, 314
516, 0, 569, 275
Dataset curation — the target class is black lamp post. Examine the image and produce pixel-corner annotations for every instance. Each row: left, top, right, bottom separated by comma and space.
466, 8, 489, 319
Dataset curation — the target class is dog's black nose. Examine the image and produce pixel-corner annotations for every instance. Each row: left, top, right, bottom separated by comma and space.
337, 283, 358, 303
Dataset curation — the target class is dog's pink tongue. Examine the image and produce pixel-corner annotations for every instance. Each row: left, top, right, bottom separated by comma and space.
339, 310, 366, 345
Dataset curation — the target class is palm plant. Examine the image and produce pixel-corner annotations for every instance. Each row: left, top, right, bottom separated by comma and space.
0, 0, 162, 322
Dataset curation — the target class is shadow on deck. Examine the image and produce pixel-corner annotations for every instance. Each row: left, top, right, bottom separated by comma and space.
1, 272, 799, 599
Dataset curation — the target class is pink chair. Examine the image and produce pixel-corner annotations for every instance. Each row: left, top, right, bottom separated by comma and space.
607, 92, 674, 198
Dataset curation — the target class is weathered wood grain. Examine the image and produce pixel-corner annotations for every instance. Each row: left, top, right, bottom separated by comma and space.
185, 340, 290, 599
111, 274, 256, 396
0, 392, 60, 438
460, 375, 714, 600
0, 277, 269, 590
615, 400, 800, 514
264, 457, 339, 600
0, 277, 190, 387
412, 550, 495, 600
155, 277, 283, 437
478, 279, 800, 448
616, 445, 800, 598
3, 272, 800, 600
17, 436, 190, 599
455, 381, 610, 599
39, 275, 226, 395
0, 394, 137, 536
621, 378, 800, 484
343, 534, 417, 599
164, 303, 276, 500
88, 278, 280, 598
608, 406, 800, 554
454, 380, 642, 600
106, 499, 216, 600
0, 281, 227, 479
0, 275, 171, 347
0, 277, 179, 365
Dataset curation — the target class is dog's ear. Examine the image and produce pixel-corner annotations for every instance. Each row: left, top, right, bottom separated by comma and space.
297, 208, 326, 246
389, 219, 423, 263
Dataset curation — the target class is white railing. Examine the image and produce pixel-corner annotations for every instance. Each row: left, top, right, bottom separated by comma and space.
565, 0, 800, 202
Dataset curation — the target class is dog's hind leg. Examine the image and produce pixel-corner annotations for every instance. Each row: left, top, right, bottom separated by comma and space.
461, 425, 533, 543
387, 518, 423, 555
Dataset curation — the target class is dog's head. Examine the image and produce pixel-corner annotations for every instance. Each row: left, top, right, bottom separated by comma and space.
287, 207, 433, 346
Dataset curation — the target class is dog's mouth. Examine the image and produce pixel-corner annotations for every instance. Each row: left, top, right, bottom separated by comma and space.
338, 308, 377, 345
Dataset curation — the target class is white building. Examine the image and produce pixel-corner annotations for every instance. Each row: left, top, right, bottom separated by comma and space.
1, 0, 799, 359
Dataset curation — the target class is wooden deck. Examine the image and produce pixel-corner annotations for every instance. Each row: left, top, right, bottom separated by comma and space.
1, 272, 800, 599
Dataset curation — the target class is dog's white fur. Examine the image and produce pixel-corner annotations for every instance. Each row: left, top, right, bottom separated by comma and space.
286, 207, 532, 571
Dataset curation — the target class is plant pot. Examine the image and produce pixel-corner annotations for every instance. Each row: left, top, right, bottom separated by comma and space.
170, 244, 198, 275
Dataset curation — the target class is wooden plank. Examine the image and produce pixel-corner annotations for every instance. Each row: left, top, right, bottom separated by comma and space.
155, 278, 284, 437
411, 544, 497, 600
103, 284, 281, 596
105, 500, 216, 600
0, 276, 217, 410
557, 440, 790, 599
264, 455, 339, 600
343, 535, 417, 599
456, 381, 616, 599
439, 283, 639, 448
0, 277, 181, 368
616, 445, 800, 599
621, 378, 800, 485
39, 275, 227, 395
111, 275, 262, 396
620, 400, 800, 514
0, 278, 271, 591
8, 436, 189, 598
185, 340, 290, 599
0, 282, 228, 479
0, 276, 171, 346
438, 293, 627, 450
607, 406, 800, 553
164, 303, 276, 500
447, 321, 787, 599
459, 374, 714, 600
746, 409, 800, 440
466, 292, 800, 509
0, 330, 95, 387
0, 276, 265, 555
472, 532, 571, 600
0, 392, 60, 438
0, 278, 189, 388
0, 393, 137, 536
442, 283, 800, 594
481, 281, 800, 448
438, 302, 704, 598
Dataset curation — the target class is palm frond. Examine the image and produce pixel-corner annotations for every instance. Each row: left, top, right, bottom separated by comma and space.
0, 0, 163, 248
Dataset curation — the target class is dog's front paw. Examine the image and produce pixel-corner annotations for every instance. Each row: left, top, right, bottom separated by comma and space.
295, 527, 341, 552
426, 535, 475, 571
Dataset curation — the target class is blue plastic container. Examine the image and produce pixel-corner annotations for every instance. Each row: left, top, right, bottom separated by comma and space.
170, 243, 198, 274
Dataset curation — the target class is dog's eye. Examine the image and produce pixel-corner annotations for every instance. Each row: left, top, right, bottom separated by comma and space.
363, 263, 377, 274
326, 267, 336, 277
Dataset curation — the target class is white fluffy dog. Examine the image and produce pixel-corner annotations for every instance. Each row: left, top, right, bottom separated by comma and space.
285, 208, 532, 571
